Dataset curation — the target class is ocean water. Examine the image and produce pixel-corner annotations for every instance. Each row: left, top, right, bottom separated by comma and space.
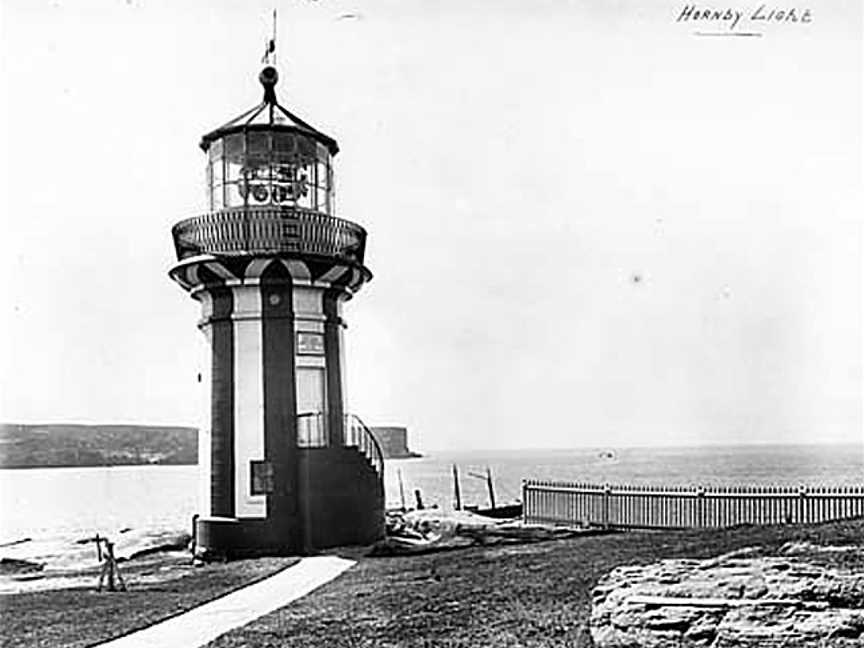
386, 443, 864, 511
1, 443, 861, 571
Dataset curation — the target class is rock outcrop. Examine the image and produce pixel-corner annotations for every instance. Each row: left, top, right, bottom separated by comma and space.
591, 543, 864, 647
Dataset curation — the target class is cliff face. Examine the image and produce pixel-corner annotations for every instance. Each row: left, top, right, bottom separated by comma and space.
0, 424, 198, 468
369, 427, 421, 459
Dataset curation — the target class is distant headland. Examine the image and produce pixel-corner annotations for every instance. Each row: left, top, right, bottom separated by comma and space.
0, 423, 197, 469
369, 426, 422, 459
0, 422, 421, 469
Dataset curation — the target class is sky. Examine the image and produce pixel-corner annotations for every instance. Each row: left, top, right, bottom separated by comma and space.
0, 0, 861, 451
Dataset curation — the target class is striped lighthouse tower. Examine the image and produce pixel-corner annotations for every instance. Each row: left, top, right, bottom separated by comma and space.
169, 65, 383, 557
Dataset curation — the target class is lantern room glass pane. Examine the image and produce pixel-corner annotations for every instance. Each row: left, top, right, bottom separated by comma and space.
212, 184, 224, 209
226, 158, 244, 183
220, 135, 245, 194
296, 186, 313, 209
223, 134, 243, 160
297, 136, 314, 159
315, 142, 328, 163
225, 182, 245, 207
273, 132, 295, 155
209, 139, 223, 161
211, 159, 224, 187
244, 133, 270, 187
317, 162, 329, 190
247, 132, 270, 157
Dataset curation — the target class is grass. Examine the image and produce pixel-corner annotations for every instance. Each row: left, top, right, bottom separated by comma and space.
202, 519, 864, 648
0, 555, 297, 648
2, 520, 862, 648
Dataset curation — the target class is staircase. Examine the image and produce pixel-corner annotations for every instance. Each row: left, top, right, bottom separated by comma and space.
296, 411, 384, 479
344, 413, 385, 479
294, 411, 385, 549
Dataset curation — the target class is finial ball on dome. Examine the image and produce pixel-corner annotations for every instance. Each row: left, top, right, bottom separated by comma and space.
259, 66, 279, 88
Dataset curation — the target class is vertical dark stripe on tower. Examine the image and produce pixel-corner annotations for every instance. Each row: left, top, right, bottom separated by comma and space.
260, 264, 300, 549
208, 286, 235, 518
323, 289, 345, 447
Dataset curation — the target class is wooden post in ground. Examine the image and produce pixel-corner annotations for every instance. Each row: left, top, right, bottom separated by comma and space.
468, 467, 497, 510
603, 484, 611, 530
521, 481, 528, 524
486, 467, 496, 510
452, 464, 462, 511
397, 469, 406, 512
696, 487, 706, 529
798, 486, 807, 524
414, 489, 425, 510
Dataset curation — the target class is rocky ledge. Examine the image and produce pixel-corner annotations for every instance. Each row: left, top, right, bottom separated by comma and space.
591, 541, 864, 647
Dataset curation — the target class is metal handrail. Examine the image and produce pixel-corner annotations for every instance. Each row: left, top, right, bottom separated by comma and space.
171, 206, 367, 265
345, 413, 385, 479
294, 411, 384, 480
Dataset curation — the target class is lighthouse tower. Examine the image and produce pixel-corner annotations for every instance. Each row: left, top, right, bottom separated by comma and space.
169, 65, 383, 556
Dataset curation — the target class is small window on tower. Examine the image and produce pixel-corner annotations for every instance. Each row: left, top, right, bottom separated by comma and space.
250, 460, 274, 495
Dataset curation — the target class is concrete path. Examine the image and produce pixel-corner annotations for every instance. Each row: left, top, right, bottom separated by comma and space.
97, 555, 356, 648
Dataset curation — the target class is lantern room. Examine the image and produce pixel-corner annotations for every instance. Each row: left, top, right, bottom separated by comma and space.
171, 65, 368, 266
201, 67, 337, 215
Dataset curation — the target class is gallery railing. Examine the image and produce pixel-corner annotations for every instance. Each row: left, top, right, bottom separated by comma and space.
523, 481, 864, 530
172, 206, 367, 264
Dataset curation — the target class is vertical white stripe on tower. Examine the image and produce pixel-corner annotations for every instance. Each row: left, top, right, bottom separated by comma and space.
195, 290, 214, 516
233, 283, 266, 518
197, 320, 213, 516
337, 298, 349, 419
293, 285, 325, 333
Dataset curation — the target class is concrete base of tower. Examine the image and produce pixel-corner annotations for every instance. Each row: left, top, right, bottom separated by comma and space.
194, 447, 385, 559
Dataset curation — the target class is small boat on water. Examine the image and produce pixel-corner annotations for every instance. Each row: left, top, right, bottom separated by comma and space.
458, 465, 523, 519
465, 503, 523, 519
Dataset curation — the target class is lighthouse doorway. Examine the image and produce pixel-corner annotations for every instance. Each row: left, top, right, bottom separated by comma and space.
297, 367, 326, 446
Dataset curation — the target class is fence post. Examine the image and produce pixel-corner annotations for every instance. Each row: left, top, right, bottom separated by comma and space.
603, 484, 611, 529
522, 480, 528, 525
798, 486, 807, 524
696, 487, 705, 528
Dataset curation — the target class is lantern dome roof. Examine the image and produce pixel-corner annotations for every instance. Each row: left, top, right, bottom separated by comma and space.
199, 66, 339, 156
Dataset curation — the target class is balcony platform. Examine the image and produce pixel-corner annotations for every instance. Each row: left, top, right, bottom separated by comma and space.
172, 206, 368, 267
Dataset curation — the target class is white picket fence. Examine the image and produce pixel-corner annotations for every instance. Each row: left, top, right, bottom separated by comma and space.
522, 481, 864, 530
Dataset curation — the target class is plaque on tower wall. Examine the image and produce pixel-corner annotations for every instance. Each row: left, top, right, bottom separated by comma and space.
297, 332, 325, 355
